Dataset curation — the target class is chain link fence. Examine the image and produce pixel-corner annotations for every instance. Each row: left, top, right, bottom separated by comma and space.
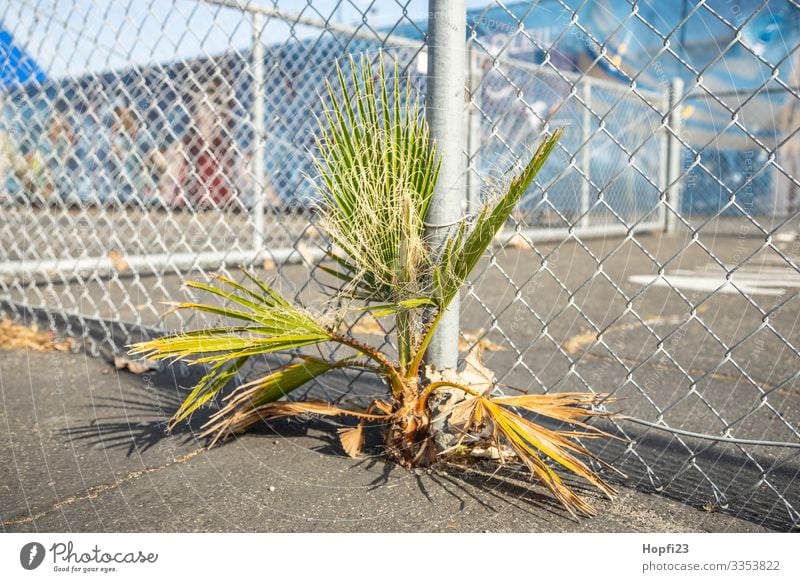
1, 0, 798, 531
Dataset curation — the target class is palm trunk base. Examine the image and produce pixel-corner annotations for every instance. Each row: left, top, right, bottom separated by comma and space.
384, 390, 437, 467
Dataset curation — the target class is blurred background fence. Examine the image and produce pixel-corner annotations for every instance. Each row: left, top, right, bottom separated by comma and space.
1, 0, 799, 531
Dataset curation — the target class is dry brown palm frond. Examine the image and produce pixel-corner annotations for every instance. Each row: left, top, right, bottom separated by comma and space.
426, 348, 494, 410
492, 392, 621, 437
201, 399, 387, 446
338, 424, 365, 458
444, 391, 621, 518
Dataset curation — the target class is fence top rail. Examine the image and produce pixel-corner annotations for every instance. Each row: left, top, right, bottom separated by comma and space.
204, 0, 664, 104
204, 0, 426, 51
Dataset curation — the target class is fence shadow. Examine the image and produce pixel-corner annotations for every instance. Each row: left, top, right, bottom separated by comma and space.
588, 423, 800, 532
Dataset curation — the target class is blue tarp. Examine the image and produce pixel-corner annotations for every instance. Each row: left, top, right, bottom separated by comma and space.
0, 21, 46, 91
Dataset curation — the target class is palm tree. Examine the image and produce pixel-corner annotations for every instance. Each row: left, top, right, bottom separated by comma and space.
130, 54, 621, 518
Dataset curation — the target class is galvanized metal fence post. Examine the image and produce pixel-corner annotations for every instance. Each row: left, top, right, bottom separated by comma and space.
665, 77, 685, 234
425, 0, 467, 371
579, 79, 592, 229
466, 47, 482, 215
251, 11, 266, 253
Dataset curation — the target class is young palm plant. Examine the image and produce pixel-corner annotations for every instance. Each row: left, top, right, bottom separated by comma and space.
130, 55, 622, 517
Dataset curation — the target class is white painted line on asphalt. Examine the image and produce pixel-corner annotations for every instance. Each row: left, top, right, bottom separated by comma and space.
628, 275, 783, 295
628, 273, 791, 296
629, 261, 800, 296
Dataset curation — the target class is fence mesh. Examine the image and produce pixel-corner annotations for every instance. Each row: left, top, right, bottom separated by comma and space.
1, 0, 799, 531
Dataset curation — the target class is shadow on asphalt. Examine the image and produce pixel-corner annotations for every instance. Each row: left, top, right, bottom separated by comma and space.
58, 364, 595, 525
589, 424, 800, 532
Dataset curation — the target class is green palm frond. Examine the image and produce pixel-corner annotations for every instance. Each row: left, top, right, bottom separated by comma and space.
167, 356, 250, 430
314, 53, 440, 302
201, 356, 352, 443
128, 274, 336, 427
130, 274, 329, 356
355, 297, 437, 317
433, 129, 563, 311
407, 130, 563, 376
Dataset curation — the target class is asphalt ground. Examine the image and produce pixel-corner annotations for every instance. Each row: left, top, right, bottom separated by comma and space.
0, 347, 768, 533
1, 225, 799, 530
